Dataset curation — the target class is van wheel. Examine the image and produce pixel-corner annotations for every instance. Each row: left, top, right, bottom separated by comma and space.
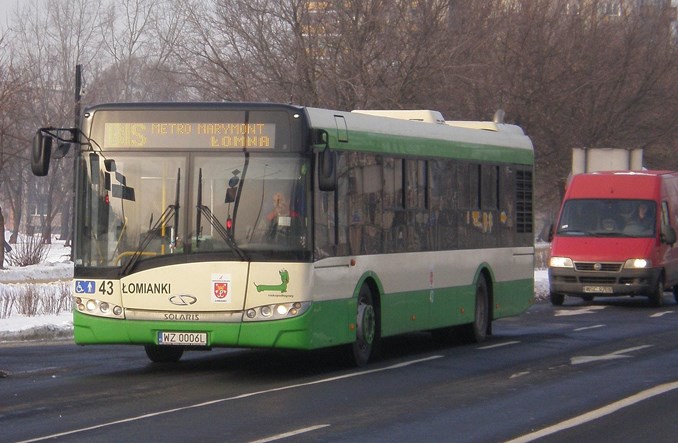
550, 292, 565, 306
144, 345, 184, 363
649, 278, 664, 307
459, 277, 489, 343
673, 285, 678, 304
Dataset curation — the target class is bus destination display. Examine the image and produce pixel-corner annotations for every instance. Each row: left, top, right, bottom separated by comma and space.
103, 122, 276, 149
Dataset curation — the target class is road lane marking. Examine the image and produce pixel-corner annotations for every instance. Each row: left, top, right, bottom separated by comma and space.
478, 341, 520, 350
18, 355, 444, 443
510, 371, 531, 379
249, 424, 330, 443
574, 324, 605, 331
554, 306, 606, 317
650, 311, 674, 318
570, 345, 653, 365
506, 380, 678, 443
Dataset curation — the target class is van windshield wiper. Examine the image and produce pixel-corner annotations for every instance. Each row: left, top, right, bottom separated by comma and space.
196, 168, 247, 261
121, 169, 180, 276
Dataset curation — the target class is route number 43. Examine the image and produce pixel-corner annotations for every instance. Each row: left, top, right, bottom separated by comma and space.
99, 281, 114, 296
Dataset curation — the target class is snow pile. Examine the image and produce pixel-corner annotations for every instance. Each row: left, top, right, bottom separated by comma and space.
0, 236, 74, 341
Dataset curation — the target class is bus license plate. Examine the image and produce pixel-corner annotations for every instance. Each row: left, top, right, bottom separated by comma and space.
583, 286, 613, 294
158, 332, 207, 346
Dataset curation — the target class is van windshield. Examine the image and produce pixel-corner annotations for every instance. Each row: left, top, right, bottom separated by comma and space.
557, 199, 656, 238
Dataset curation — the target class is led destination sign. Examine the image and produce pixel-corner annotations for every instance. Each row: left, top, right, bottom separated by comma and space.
104, 122, 276, 149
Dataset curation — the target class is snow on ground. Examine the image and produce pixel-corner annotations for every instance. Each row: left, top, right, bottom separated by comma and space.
0, 236, 74, 341
0, 234, 551, 342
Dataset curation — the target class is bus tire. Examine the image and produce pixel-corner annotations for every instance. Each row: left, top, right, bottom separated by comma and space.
144, 345, 184, 363
550, 292, 565, 306
350, 284, 378, 367
459, 276, 489, 344
649, 276, 664, 307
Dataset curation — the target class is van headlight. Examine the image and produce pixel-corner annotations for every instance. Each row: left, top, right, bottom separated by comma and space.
624, 258, 651, 269
549, 257, 573, 268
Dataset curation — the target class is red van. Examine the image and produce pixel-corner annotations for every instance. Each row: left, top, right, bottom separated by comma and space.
548, 171, 678, 306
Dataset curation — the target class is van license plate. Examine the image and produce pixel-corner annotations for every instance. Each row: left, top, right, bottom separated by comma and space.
583, 286, 613, 294
158, 332, 207, 346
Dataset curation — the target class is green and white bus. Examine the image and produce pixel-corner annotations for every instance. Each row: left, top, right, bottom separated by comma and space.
32, 102, 534, 366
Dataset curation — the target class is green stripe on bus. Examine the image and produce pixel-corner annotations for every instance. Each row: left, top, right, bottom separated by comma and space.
323, 129, 534, 165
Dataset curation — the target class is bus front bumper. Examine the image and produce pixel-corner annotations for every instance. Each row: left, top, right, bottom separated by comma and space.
72, 298, 354, 350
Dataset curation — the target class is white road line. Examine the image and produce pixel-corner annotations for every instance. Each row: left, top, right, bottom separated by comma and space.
570, 345, 653, 365
650, 311, 674, 318
478, 340, 520, 350
18, 355, 443, 443
554, 306, 606, 317
248, 424, 330, 443
506, 380, 678, 443
510, 371, 531, 379
574, 324, 605, 331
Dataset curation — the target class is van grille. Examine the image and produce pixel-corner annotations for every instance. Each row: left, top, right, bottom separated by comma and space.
579, 277, 617, 284
574, 262, 623, 272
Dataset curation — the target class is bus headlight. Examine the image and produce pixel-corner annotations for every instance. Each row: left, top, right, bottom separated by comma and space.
624, 258, 651, 269
75, 297, 124, 319
244, 302, 310, 322
549, 257, 573, 268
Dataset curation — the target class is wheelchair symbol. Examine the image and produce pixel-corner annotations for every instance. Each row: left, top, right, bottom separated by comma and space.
75, 280, 96, 294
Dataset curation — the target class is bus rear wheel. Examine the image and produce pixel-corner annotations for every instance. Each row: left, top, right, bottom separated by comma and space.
459, 277, 490, 344
350, 284, 378, 367
144, 345, 184, 363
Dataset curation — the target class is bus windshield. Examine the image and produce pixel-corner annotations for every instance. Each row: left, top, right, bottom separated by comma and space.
75, 152, 312, 269
556, 199, 656, 238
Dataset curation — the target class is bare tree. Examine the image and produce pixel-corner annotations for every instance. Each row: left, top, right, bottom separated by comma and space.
9, 0, 104, 243
449, 0, 678, 215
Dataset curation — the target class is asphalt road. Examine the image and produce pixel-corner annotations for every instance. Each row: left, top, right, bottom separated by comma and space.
2, 295, 678, 443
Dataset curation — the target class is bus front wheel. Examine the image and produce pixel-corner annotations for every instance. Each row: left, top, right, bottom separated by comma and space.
350, 284, 378, 367
144, 345, 184, 363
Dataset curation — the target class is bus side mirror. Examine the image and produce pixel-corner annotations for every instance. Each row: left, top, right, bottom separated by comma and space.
32, 130, 52, 176
661, 225, 676, 246
312, 129, 336, 192
318, 148, 336, 192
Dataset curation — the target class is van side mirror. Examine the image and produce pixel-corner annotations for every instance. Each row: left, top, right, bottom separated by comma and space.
547, 224, 554, 243
32, 130, 53, 176
661, 225, 676, 246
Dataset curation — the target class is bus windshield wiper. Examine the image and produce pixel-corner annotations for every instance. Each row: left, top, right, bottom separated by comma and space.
196, 168, 247, 261
121, 169, 180, 276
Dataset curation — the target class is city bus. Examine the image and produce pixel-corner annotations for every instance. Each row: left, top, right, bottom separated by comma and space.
32, 102, 534, 366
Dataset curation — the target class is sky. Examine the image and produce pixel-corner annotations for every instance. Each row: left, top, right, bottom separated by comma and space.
0, 0, 18, 25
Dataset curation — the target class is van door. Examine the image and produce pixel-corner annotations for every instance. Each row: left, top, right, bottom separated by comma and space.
660, 201, 678, 288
